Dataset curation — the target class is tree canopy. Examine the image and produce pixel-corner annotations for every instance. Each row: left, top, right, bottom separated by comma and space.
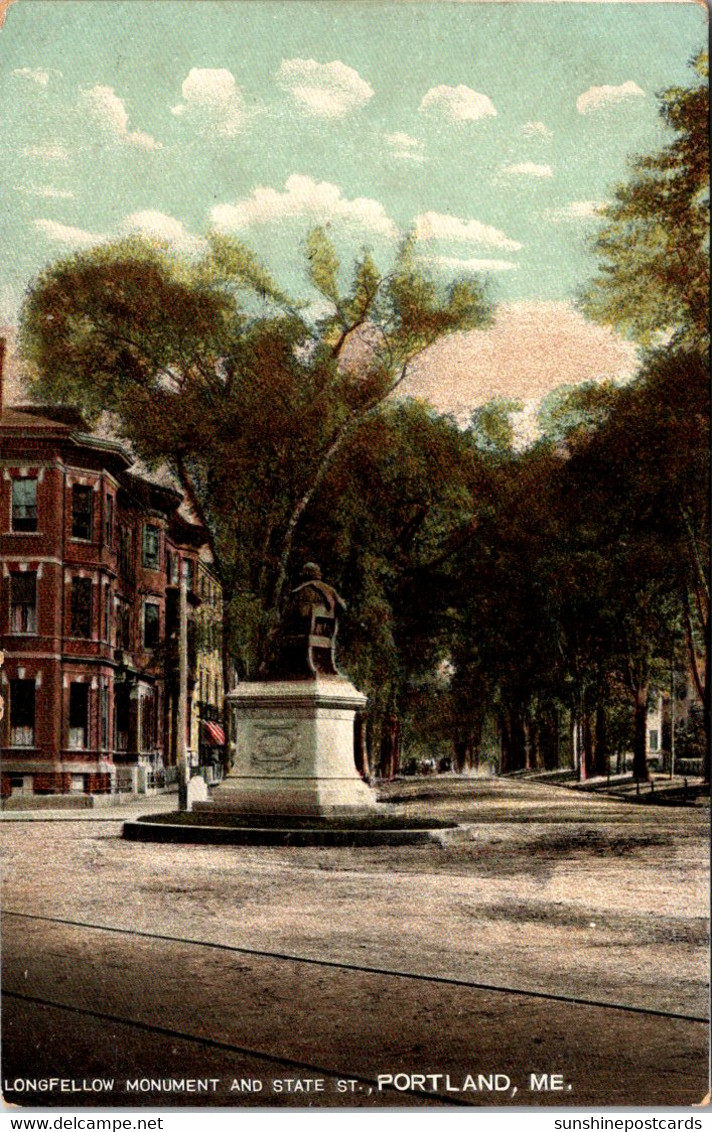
20, 229, 493, 677
17, 53, 708, 784
581, 50, 709, 350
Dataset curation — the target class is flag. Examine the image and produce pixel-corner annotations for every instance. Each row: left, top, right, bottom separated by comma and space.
201, 719, 226, 745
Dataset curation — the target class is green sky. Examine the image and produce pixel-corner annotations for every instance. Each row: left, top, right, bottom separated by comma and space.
0, 0, 706, 421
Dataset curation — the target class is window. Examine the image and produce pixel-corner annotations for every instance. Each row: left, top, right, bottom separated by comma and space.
184, 557, 194, 589
141, 692, 156, 753
10, 679, 35, 746
11, 478, 37, 532
103, 583, 111, 642
68, 683, 89, 749
70, 577, 93, 638
114, 687, 129, 752
142, 524, 160, 570
166, 550, 179, 586
105, 495, 114, 546
71, 485, 94, 540
10, 572, 37, 634
649, 729, 659, 752
100, 683, 110, 751
144, 602, 160, 649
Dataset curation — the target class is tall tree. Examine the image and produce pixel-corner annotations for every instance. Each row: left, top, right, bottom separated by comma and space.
19, 231, 493, 678
581, 50, 709, 350
580, 50, 709, 781
295, 399, 478, 775
559, 353, 709, 781
443, 412, 565, 775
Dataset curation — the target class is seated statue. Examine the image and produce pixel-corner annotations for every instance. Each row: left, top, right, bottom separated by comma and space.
275, 562, 346, 678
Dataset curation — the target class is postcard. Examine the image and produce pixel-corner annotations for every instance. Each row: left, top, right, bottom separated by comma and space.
0, 0, 709, 1114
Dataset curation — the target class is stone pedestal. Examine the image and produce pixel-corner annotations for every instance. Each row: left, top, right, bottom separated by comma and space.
195, 677, 376, 817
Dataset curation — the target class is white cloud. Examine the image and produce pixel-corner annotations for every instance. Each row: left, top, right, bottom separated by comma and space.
522, 121, 552, 138
80, 85, 161, 150
34, 210, 204, 254
427, 254, 518, 273
414, 211, 521, 252
19, 185, 75, 199
502, 162, 553, 178
419, 85, 496, 122
277, 58, 373, 118
0, 285, 21, 324
172, 68, 245, 137
402, 301, 639, 423
122, 210, 206, 253
384, 132, 424, 163
23, 144, 69, 162
33, 219, 101, 247
546, 200, 606, 223
13, 67, 51, 85
576, 81, 645, 114
211, 174, 397, 238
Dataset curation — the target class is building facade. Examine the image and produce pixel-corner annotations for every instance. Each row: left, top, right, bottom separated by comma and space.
192, 555, 225, 770
0, 402, 224, 799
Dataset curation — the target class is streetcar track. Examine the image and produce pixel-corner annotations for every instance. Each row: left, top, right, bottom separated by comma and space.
2, 989, 470, 1108
4, 910, 707, 1024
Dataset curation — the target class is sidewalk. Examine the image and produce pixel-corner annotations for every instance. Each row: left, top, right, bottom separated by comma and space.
564, 771, 708, 807
0, 790, 181, 822
503, 767, 708, 807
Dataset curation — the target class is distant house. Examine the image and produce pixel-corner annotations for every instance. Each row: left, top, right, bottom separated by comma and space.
0, 365, 224, 799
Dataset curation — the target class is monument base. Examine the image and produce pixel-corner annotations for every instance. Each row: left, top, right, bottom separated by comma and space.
194, 677, 377, 818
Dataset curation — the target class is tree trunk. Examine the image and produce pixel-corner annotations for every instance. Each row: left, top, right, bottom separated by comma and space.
354, 712, 370, 781
582, 709, 595, 780
379, 714, 402, 780
221, 589, 236, 692
453, 735, 475, 772
593, 701, 609, 777
539, 711, 559, 770
471, 717, 482, 770
507, 708, 527, 772
452, 739, 468, 773
453, 716, 482, 773
499, 715, 511, 774
702, 651, 711, 783
681, 584, 709, 780
525, 715, 542, 771
632, 684, 650, 781
570, 709, 579, 775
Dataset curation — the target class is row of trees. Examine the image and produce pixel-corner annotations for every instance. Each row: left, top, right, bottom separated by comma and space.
291, 345, 708, 783
18, 54, 709, 781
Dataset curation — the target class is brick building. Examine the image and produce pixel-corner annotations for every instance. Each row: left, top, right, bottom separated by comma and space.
0, 388, 224, 800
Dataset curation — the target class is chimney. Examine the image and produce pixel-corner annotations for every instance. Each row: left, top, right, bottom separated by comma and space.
0, 336, 5, 416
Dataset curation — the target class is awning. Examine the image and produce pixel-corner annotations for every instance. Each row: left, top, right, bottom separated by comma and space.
201, 720, 226, 746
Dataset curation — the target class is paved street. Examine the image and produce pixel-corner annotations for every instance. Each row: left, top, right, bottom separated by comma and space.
2, 777, 709, 1108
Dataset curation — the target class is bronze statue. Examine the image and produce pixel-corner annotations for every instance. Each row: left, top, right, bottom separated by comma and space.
275, 563, 346, 678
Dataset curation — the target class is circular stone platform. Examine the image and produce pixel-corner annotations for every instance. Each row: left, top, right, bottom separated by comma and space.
122, 810, 458, 847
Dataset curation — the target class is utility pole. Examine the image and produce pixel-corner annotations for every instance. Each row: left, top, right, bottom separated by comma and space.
177, 558, 189, 810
